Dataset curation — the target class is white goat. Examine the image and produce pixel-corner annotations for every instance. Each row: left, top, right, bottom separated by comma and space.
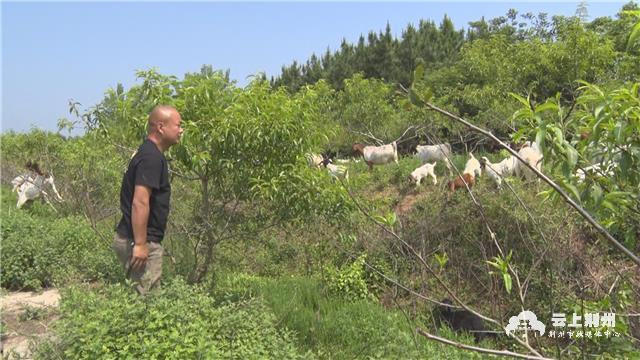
352, 141, 398, 170
322, 159, 348, 181
522, 141, 541, 152
480, 156, 516, 188
306, 153, 324, 168
463, 152, 482, 178
11, 174, 28, 192
15, 173, 63, 209
515, 143, 543, 181
409, 162, 437, 186
415, 143, 453, 175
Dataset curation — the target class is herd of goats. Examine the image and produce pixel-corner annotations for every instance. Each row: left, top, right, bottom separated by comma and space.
9, 140, 545, 210
307, 140, 545, 192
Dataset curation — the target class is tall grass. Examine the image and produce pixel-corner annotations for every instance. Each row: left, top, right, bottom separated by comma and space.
210, 273, 491, 359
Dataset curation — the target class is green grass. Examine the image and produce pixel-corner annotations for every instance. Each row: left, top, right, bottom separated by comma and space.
211, 273, 494, 359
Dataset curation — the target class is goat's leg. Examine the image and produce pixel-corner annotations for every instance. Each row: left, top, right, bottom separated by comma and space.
16, 196, 27, 209
367, 161, 374, 171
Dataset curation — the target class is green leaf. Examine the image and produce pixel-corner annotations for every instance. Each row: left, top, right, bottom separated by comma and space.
566, 145, 578, 169
535, 101, 559, 114
387, 212, 397, 226
565, 182, 581, 203
512, 108, 532, 121
535, 127, 546, 148
590, 184, 603, 206
627, 21, 640, 51
601, 199, 616, 212
613, 122, 624, 142
503, 273, 513, 294
594, 105, 605, 120
486, 261, 499, 271
509, 93, 530, 108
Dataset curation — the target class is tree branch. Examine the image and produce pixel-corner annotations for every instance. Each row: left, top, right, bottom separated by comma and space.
423, 102, 640, 267
416, 329, 554, 360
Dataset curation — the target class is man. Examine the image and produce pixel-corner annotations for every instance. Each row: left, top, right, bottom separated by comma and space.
113, 105, 183, 295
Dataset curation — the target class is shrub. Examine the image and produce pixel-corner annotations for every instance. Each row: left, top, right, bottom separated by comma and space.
35, 278, 310, 359
325, 254, 374, 301
1, 192, 120, 290
210, 274, 489, 359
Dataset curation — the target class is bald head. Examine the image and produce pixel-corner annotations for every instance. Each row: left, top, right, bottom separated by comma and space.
148, 105, 179, 134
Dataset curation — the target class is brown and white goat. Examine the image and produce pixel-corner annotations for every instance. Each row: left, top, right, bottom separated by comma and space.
447, 173, 475, 193
352, 141, 398, 170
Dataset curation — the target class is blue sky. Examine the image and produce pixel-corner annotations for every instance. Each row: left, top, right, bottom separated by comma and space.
1, 1, 630, 134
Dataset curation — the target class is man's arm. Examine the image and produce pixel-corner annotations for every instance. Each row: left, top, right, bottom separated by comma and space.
130, 184, 152, 270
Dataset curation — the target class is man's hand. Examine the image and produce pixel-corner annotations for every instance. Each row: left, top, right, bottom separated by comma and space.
130, 243, 149, 270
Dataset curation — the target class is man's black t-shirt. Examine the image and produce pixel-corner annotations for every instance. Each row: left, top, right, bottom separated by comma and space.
116, 139, 171, 243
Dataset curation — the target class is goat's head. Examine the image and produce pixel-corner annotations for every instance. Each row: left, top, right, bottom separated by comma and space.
438, 298, 455, 316
26, 161, 44, 176
408, 143, 419, 155
320, 156, 332, 168
480, 156, 490, 169
351, 143, 365, 157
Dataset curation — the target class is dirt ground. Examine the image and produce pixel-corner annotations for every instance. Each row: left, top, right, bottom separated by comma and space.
1, 289, 60, 359
395, 192, 421, 214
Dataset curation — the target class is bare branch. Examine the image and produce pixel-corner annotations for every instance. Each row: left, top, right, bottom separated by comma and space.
341, 179, 501, 327
348, 129, 385, 145
416, 329, 554, 360
393, 125, 419, 145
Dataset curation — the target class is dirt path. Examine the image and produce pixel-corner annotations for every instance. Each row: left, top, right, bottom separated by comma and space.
1, 289, 60, 359
395, 190, 422, 214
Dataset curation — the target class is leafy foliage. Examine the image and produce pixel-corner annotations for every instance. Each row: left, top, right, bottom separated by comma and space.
210, 274, 489, 359
36, 279, 310, 359
1, 188, 120, 290
512, 82, 639, 248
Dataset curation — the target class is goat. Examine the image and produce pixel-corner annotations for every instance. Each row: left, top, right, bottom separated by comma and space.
409, 162, 437, 186
14, 162, 63, 209
515, 143, 543, 181
480, 156, 516, 189
433, 299, 491, 342
447, 173, 475, 193
12, 160, 44, 192
463, 152, 482, 178
321, 158, 348, 181
306, 153, 324, 168
16, 174, 63, 208
11, 174, 28, 193
415, 143, 453, 175
352, 141, 398, 170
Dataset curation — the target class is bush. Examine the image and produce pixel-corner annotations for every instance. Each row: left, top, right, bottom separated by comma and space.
1, 189, 120, 290
210, 274, 489, 359
325, 254, 375, 301
36, 278, 309, 359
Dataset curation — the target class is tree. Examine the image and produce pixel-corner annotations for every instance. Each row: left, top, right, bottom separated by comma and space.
512, 82, 640, 249
76, 67, 354, 283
